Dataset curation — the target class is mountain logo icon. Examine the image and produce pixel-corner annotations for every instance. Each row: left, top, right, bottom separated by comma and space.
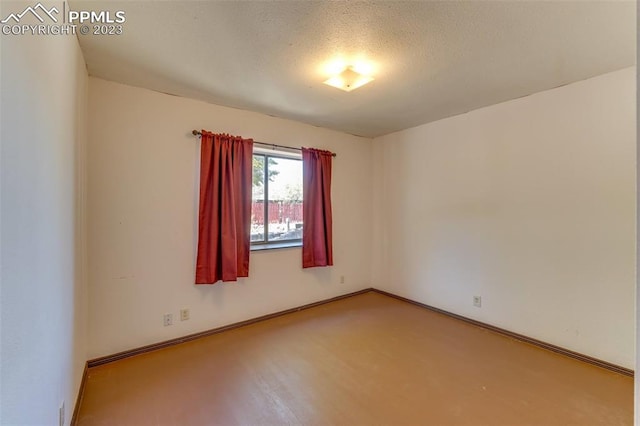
1, 2, 59, 24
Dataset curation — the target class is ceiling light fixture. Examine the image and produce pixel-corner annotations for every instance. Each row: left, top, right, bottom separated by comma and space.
323, 66, 374, 92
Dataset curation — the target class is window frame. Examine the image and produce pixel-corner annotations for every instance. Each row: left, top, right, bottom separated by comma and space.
250, 149, 303, 250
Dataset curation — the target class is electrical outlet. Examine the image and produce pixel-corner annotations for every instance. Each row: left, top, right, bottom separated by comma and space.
59, 401, 65, 426
180, 309, 190, 321
340, 275, 345, 284
163, 313, 173, 326
473, 296, 482, 308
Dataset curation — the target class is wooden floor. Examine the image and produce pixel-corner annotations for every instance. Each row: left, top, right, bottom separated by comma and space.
77, 292, 632, 425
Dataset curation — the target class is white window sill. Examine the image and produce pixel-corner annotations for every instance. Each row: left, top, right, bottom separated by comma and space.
251, 241, 302, 251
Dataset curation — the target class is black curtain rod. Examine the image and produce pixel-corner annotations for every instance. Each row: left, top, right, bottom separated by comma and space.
191, 130, 336, 157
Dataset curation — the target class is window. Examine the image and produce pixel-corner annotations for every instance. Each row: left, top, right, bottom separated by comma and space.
251, 151, 303, 248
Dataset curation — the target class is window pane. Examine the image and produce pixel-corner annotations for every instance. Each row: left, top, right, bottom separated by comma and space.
266, 157, 303, 242
251, 155, 266, 242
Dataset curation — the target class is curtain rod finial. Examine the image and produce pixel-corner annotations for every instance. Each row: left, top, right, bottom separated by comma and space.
192, 130, 201, 136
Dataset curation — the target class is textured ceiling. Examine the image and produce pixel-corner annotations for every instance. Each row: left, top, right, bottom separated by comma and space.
70, 1, 636, 137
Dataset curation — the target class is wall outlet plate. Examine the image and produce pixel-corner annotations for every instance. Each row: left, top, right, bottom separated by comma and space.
163, 313, 173, 326
473, 296, 482, 308
180, 309, 190, 321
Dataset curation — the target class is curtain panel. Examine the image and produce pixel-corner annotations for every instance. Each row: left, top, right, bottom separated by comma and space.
302, 148, 334, 268
195, 131, 253, 284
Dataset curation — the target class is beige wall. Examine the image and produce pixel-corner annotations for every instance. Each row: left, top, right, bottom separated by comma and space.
372, 67, 636, 369
0, 21, 89, 426
87, 78, 372, 358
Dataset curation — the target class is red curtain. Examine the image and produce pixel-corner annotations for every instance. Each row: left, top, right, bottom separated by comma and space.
195, 131, 253, 284
302, 148, 334, 268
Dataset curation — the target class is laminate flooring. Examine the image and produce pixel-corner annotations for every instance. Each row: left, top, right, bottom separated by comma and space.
77, 292, 632, 425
